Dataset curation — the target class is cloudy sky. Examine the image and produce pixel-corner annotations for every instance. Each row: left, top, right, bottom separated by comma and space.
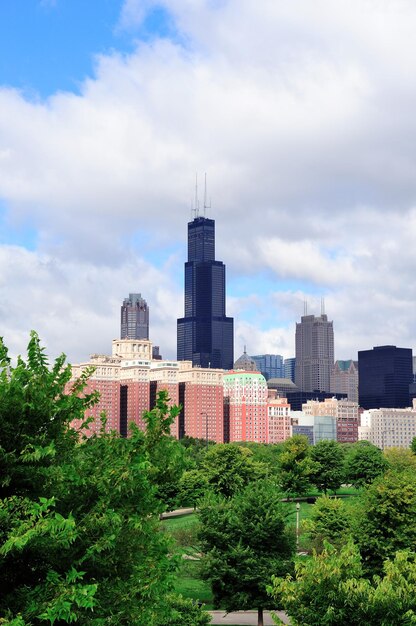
1, 0, 416, 364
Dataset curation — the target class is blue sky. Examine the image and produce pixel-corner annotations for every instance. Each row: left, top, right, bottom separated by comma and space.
1, 0, 416, 363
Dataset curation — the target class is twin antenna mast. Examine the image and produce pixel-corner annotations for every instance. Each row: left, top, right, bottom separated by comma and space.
191, 172, 211, 219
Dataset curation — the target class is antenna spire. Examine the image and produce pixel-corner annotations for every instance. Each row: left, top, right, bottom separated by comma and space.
195, 173, 199, 218
203, 172, 211, 216
304, 299, 308, 316
321, 297, 325, 316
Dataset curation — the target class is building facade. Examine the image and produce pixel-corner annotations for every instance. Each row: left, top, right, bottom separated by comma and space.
359, 403, 416, 448
223, 371, 268, 443
177, 216, 234, 370
295, 314, 334, 393
284, 357, 296, 382
120, 293, 149, 340
250, 354, 284, 380
358, 345, 413, 409
330, 360, 359, 403
302, 397, 359, 443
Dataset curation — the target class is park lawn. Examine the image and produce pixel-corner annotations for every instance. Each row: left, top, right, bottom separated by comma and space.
173, 559, 214, 609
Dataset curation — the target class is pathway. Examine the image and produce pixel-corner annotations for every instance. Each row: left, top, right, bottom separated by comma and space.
209, 610, 289, 624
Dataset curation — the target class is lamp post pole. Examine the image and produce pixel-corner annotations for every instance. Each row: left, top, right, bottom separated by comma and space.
296, 502, 300, 551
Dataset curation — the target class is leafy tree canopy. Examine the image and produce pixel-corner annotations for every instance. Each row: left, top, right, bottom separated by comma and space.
270, 541, 416, 626
277, 435, 314, 497
309, 440, 345, 494
199, 479, 294, 626
0, 333, 208, 625
201, 444, 267, 498
353, 468, 416, 575
344, 440, 388, 489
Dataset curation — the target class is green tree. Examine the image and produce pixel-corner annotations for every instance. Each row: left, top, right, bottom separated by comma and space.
202, 444, 267, 498
0, 333, 191, 625
277, 435, 314, 496
199, 479, 294, 626
354, 468, 416, 575
269, 541, 416, 626
178, 469, 210, 508
156, 595, 210, 626
309, 440, 345, 494
410, 436, 416, 455
304, 495, 351, 553
384, 447, 416, 472
345, 440, 388, 488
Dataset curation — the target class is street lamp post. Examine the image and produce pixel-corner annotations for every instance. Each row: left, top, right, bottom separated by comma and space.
296, 502, 300, 551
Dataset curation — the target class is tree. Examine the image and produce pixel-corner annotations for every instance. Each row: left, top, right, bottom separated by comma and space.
0, 333, 195, 625
156, 595, 210, 626
198, 479, 294, 626
384, 447, 416, 472
202, 444, 267, 498
277, 435, 314, 496
269, 541, 416, 626
410, 436, 416, 455
309, 440, 345, 494
344, 440, 388, 488
353, 468, 416, 575
177, 469, 210, 508
304, 495, 351, 553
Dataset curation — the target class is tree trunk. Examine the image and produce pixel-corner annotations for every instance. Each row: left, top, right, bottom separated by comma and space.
258, 607, 264, 626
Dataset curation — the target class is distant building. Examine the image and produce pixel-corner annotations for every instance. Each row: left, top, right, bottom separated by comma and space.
330, 360, 359, 404
284, 357, 296, 382
250, 354, 284, 380
177, 216, 234, 370
223, 371, 268, 443
267, 396, 291, 443
234, 348, 257, 371
295, 314, 334, 393
267, 378, 300, 397
284, 390, 346, 412
302, 397, 359, 443
359, 403, 416, 448
358, 345, 413, 409
120, 293, 149, 340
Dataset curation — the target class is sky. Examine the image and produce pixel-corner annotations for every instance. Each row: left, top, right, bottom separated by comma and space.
1, 0, 416, 365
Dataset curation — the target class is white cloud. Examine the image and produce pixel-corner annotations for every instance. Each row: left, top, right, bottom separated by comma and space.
2, 0, 416, 362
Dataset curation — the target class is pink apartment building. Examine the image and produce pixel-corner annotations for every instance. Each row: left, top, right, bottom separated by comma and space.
223, 371, 268, 443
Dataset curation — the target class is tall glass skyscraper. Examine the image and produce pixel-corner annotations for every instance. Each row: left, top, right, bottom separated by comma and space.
177, 216, 234, 369
120, 293, 149, 340
295, 314, 334, 393
358, 345, 413, 409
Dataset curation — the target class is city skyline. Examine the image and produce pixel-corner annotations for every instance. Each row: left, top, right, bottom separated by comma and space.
1, 1, 416, 364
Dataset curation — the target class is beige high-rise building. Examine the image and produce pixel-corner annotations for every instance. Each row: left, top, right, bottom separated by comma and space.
295, 314, 334, 393
359, 402, 416, 449
330, 360, 358, 403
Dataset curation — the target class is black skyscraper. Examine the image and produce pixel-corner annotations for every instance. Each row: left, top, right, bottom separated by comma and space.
177, 216, 234, 369
358, 345, 413, 409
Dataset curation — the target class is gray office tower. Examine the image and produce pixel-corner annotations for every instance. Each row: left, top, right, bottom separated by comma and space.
358, 345, 413, 409
295, 314, 334, 392
120, 293, 149, 340
177, 216, 234, 369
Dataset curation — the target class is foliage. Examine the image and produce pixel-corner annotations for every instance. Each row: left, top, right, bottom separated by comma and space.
201, 444, 267, 498
277, 435, 314, 496
304, 495, 352, 553
384, 447, 416, 472
269, 541, 416, 626
178, 437, 215, 468
199, 479, 295, 626
354, 468, 416, 575
177, 469, 210, 508
411, 436, 416, 456
156, 594, 210, 626
235, 442, 285, 475
0, 333, 186, 625
309, 440, 345, 494
344, 441, 388, 489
